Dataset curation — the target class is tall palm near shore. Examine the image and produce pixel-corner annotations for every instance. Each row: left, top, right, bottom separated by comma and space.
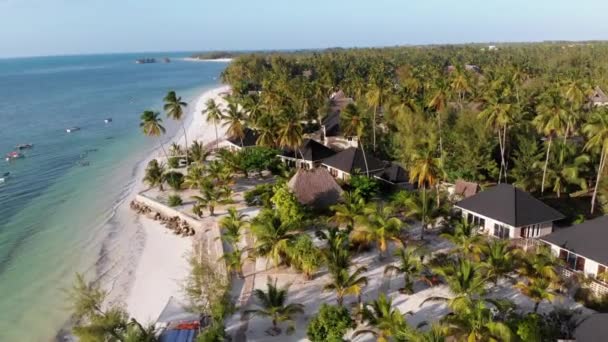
533, 90, 567, 194
354, 204, 404, 258
222, 99, 246, 145
384, 247, 425, 294
244, 278, 304, 335
250, 211, 299, 268
218, 207, 249, 249
478, 92, 513, 183
139, 110, 169, 161
583, 108, 608, 214
163, 91, 189, 165
143, 159, 166, 191
203, 98, 223, 150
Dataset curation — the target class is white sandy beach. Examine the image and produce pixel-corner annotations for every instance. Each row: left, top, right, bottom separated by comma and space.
121, 84, 231, 324
183, 57, 234, 63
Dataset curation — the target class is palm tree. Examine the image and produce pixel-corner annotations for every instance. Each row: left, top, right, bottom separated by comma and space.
442, 300, 514, 342
316, 227, 351, 275
324, 266, 368, 307
395, 323, 448, 342
384, 247, 425, 294
480, 239, 519, 285
400, 190, 445, 241
441, 218, 482, 259
188, 140, 210, 165
533, 90, 567, 194
423, 258, 487, 312
365, 82, 386, 151
219, 248, 245, 278
341, 103, 370, 175
409, 144, 443, 208
427, 79, 450, 158
546, 141, 589, 198
515, 278, 556, 313
518, 247, 560, 284
183, 165, 206, 189
583, 108, 608, 213
139, 110, 169, 160
143, 159, 166, 191
250, 211, 299, 268
222, 99, 246, 145
218, 207, 248, 249
353, 204, 405, 258
191, 181, 232, 216
329, 191, 365, 232
203, 98, 223, 150
244, 278, 304, 335
277, 110, 303, 158
478, 93, 514, 182
356, 293, 406, 342
163, 91, 189, 165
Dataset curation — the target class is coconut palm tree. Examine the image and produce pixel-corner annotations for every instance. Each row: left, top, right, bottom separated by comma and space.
353, 204, 405, 258
183, 165, 206, 189
139, 110, 170, 161
355, 293, 407, 342
163, 91, 189, 165
244, 277, 304, 335
329, 191, 365, 232
384, 246, 426, 294
442, 300, 515, 342
222, 99, 246, 146
341, 103, 370, 175
409, 144, 443, 211
191, 181, 232, 216
518, 247, 560, 284
250, 210, 299, 268
545, 141, 589, 198
478, 92, 514, 182
533, 90, 567, 194
323, 265, 368, 307
401, 190, 445, 241
218, 207, 248, 249
441, 218, 483, 259
169, 142, 183, 157
188, 140, 210, 165
143, 159, 166, 191
365, 81, 387, 151
277, 110, 303, 158
515, 278, 557, 313
583, 108, 608, 213
203, 98, 223, 150
219, 248, 245, 278
395, 323, 448, 342
480, 239, 519, 286
316, 227, 351, 275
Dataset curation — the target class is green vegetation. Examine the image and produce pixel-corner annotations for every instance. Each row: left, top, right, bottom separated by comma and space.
307, 304, 354, 342
164, 171, 184, 191
244, 183, 275, 207
167, 194, 183, 207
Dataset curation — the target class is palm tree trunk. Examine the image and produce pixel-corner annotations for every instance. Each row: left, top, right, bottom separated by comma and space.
181, 123, 190, 168
541, 136, 553, 194
502, 124, 509, 181
591, 146, 606, 214
421, 186, 427, 241
437, 112, 443, 162
158, 137, 170, 161
373, 105, 377, 151
359, 140, 370, 177
533, 301, 540, 313
497, 128, 504, 184
214, 122, 219, 150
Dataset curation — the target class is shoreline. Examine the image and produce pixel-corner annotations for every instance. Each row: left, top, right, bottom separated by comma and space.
116, 84, 231, 324
182, 57, 234, 63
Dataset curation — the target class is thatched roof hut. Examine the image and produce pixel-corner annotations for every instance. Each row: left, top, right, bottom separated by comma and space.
288, 168, 343, 209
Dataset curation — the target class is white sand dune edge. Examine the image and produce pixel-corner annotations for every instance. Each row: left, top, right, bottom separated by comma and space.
124, 85, 231, 324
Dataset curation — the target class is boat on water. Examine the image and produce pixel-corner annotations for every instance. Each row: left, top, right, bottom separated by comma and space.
5, 151, 24, 161
66, 127, 80, 133
0, 172, 10, 183
104, 118, 112, 123
135, 58, 156, 64
15, 143, 33, 150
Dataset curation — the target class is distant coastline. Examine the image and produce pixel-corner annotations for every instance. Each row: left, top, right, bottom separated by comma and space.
183, 57, 234, 63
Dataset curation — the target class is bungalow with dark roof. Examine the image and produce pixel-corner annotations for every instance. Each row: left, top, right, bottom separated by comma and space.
222, 128, 259, 151
541, 216, 608, 290
321, 147, 385, 181
373, 163, 415, 189
278, 139, 336, 169
319, 91, 358, 149
455, 184, 564, 239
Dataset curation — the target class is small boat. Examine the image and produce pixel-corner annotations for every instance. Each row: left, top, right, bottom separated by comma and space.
104, 118, 112, 123
0, 172, 9, 183
66, 127, 80, 133
5, 151, 24, 161
15, 143, 33, 150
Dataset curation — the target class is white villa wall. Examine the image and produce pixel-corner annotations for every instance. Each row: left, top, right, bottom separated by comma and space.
277, 155, 314, 169
460, 209, 553, 239
547, 243, 605, 278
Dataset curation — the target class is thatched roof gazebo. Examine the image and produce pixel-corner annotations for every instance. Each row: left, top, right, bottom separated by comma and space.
287, 168, 343, 209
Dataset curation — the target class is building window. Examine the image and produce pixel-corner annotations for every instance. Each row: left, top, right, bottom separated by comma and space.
493, 224, 509, 239
329, 168, 338, 177
598, 265, 606, 280
575, 256, 586, 272
566, 253, 577, 269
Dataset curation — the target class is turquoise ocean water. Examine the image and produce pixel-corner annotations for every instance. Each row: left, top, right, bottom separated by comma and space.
0, 53, 227, 341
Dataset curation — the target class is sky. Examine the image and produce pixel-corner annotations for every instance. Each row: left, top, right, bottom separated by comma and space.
1, 0, 608, 58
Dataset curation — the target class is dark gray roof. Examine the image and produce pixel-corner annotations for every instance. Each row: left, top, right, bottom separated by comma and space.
455, 184, 564, 227
321, 147, 385, 174
575, 314, 608, 342
281, 139, 336, 161
227, 128, 258, 148
322, 112, 341, 137
541, 216, 608, 266
375, 163, 410, 184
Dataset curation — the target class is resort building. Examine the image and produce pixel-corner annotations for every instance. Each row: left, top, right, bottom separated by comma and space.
590, 86, 608, 107
574, 313, 608, 341
541, 216, 608, 294
321, 147, 385, 181
222, 128, 259, 151
287, 168, 343, 210
319, 90, 358, 149
373, 163, 414, 189
278, 139, 336, 169
454, 184, 564, 239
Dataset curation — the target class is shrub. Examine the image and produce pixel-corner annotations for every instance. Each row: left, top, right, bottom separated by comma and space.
271, 183, 304, 225
165, 171, 184, 191
307, 304, 354, 342
168, 194, 183, 207
349, 174, 380, 200
244, 183, 275, 207
168, 157, 181, 168
574, 287, 608, 312
196, 323, 226, 342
